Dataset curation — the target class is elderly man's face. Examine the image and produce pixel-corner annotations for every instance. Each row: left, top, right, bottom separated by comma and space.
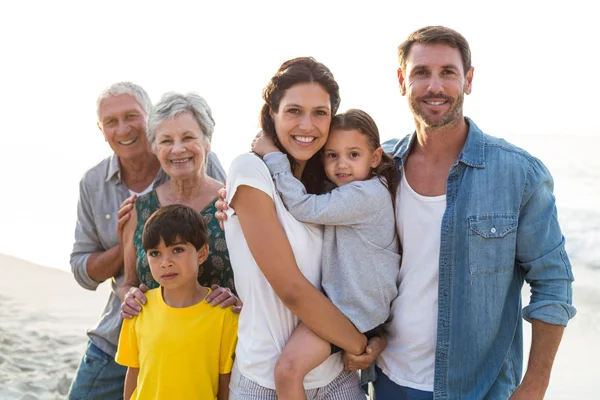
97, 94, 151, 160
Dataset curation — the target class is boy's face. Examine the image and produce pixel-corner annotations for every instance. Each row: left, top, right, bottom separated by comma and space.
146, 238, 208, 289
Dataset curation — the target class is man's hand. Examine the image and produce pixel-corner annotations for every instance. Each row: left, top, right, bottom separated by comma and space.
251, 131, 279, 157
117, 194, 136, 245
215, 187, 229, 230
343, 335, 387, 371
120, 284, 148, 319
206, 284, 243, 313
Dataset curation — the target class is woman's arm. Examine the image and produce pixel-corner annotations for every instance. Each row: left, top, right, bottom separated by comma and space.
123, 367, 139, 399
231, 185, 366, 355
218, 373, 231, 400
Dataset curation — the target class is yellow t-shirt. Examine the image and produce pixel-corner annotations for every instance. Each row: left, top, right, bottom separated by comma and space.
115, 288, 238, 399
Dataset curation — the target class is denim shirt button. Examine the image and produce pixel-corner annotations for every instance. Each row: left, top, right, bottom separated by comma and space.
490, 227, 496, 233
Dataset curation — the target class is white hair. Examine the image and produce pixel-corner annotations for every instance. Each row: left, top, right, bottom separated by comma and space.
147, 92, 215, 151
96, 81, 152, 121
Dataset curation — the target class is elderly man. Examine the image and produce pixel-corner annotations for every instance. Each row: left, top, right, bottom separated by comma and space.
348, 26, 576, 400
67, 82, 229, 399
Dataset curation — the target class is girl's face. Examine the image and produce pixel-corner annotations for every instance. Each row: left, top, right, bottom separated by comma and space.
322, 129, 382, 187
154, 112, 209, 180
271, 82, 332, 171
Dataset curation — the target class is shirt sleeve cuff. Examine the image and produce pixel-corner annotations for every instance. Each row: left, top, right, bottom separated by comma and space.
522, 301, 577, 326
71, 253, 100, 291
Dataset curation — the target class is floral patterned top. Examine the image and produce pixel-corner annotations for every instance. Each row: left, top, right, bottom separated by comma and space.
133, 190, 236, 294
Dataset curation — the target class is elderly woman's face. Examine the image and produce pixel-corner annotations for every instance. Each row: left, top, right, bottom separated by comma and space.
154, 112, 209, 179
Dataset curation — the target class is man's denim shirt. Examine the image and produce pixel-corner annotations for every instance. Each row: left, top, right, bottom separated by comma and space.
383, 118, 576, 399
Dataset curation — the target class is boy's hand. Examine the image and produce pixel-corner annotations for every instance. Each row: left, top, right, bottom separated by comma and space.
251, 131, 279, 157
121, 284, 148, 319
215, 187, 229, 230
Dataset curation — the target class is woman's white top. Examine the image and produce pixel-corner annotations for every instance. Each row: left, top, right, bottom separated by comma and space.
224, 153, 343, 390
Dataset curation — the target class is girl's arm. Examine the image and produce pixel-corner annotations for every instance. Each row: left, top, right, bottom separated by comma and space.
265, 152, 383, 226
218, 373, 231, 400
123, 367, 139, 399
231, 185, 366, 355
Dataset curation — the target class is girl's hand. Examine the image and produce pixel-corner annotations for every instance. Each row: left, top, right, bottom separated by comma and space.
251, 131, 279, 157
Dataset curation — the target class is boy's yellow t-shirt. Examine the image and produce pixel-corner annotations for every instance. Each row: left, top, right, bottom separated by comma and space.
115, 288, 238, 399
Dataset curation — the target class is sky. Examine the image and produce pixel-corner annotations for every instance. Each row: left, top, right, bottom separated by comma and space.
0, 0, 598, 271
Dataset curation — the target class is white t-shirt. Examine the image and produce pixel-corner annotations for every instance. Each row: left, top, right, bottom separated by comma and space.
378, 173, 446, 392
224, 153, 343, 390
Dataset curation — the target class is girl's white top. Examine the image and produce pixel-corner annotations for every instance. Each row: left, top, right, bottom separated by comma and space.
224, 153, 343, 390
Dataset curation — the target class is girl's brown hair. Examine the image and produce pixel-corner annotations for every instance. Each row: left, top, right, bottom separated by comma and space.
330, 109, 398, 205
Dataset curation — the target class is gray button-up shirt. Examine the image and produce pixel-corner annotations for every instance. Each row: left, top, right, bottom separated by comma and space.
70, 151, 226, 357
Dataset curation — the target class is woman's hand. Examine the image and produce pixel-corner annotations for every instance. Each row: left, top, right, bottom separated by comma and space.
251, 131, 279, 157
215, 187, 229, 230
120, 284, 149, 319
343, 334, 387, 371
206, 284, 243, 314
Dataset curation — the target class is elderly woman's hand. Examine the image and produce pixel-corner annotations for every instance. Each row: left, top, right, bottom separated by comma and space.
116, 194, 136, 245
215, 187, 229, 230
206, 284, 243, 313
120, 284, 148, 319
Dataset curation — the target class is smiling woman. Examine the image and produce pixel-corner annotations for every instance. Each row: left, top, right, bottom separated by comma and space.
119, 92, 236, 300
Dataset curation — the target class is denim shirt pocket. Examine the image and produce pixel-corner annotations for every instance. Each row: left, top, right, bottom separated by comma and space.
468, 214, 518, 274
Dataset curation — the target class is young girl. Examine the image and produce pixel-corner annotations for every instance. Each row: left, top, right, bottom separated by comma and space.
252, 108, 400, 399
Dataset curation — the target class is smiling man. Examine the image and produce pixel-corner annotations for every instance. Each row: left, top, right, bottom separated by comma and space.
68, 82, 226, 399
343, 26, 576, 400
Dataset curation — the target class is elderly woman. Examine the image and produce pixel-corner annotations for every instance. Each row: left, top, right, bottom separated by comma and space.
119, 92, 235, 309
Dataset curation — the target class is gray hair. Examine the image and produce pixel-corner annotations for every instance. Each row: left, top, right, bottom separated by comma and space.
147, 92, 215, 151
96, 81, 153, 121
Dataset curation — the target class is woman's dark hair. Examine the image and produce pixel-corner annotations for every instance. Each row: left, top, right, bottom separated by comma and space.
260, 57, 341, 194
142, 204, 208, 251
330, 109, 398, 205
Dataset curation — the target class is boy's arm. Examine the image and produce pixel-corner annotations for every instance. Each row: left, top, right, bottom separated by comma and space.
263, 152, 381, 226
124, 367, 139, 399
217, 373, 230, 400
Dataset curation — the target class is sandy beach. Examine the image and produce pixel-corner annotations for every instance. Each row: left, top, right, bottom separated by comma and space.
0, 252, 596, 399
0, 254, 108, 400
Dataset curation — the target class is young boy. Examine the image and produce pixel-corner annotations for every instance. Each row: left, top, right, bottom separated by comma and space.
115, 204, 238, 399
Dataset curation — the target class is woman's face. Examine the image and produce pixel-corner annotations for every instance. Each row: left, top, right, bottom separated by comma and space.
271, 82, 331, 166
154, 112, 209, 179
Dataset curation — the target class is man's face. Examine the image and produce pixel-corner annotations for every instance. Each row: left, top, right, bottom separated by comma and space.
97, 94, 151, 160
398, 43, 473, 129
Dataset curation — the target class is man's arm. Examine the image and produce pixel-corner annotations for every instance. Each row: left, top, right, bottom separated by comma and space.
510, 319, 564, 399
516, 158, 576, 397
70, 178, 122, 289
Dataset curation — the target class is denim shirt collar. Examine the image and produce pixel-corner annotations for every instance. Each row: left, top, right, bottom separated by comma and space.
392, 117, 486, 169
